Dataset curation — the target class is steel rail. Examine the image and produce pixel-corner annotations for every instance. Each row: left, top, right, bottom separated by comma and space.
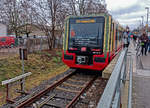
16, 70, 75, 108
66, 76, 98, 108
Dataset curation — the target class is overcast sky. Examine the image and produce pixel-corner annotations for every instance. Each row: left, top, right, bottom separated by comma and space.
106, 0, 150, 30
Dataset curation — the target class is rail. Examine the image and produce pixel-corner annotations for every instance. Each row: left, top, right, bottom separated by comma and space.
97, 48, 132, 108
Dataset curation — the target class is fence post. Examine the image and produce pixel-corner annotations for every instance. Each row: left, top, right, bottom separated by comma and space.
6, 84, 9, 101
40, 38, 42, 51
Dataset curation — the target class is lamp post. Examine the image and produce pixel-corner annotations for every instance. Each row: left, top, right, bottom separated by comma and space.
141, 16, 144, 32
145, 7, 149, 35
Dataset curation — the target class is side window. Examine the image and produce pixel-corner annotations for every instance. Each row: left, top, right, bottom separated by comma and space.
109, 23, 112, 52
1, 38, 6, 42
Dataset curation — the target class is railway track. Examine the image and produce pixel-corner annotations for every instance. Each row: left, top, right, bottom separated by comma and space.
10, 69, 107, 108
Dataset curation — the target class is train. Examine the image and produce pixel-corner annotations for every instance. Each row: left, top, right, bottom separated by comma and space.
62, 13, 124, 71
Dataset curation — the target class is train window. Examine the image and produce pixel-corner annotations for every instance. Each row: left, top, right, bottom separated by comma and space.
70, 23, 103, 38
68, 17, 105, 49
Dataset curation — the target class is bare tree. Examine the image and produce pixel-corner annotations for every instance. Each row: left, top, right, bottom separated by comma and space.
0, 0, 36, 37
0, 0, 107, 49
26, 0, 68, 49
65, 0, 107, 16
27, 0, 107, 49
85, 0, 107, 14
0, 0, 21, 37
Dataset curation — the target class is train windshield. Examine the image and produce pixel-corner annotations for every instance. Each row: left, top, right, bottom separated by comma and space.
68, 17, 105, 49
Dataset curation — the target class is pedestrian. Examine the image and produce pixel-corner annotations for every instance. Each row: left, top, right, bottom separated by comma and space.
133, 34, 137, 42
133, 34, 137, 46
123, 26, 131, 48
123, 31, 128, 48
140, 32, 149, 56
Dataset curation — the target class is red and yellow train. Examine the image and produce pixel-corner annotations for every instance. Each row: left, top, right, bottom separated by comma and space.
62, 13, 124, 71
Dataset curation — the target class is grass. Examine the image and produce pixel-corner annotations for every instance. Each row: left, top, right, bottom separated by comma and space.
0, 49, 68, 106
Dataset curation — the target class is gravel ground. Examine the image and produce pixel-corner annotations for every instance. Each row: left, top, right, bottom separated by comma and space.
74, 77, 108, 108
30, 71, 96, 108
1, 69, 107, 108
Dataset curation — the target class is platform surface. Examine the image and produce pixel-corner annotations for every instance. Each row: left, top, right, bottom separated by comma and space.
131, 43, 150, 108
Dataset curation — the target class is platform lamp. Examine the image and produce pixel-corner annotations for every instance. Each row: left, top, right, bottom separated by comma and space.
141, 16, 144, 28
141, 16, 145, 33
145, 7, 149, 35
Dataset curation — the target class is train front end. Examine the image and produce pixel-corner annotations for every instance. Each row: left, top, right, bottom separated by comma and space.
62, 16, 108, 71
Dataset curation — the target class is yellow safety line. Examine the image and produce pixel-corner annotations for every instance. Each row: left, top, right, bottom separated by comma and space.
66, 20, 69, 50
111, 23, 113, 51
107, 16, 111, 52
103, 17, 107, 52
63, 22, 66, 50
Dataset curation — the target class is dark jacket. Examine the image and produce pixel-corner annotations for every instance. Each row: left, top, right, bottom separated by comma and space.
140, 35, 149, 43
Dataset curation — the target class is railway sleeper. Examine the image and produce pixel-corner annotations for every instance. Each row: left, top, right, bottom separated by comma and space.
10, 91, 38, 107
33, 93, 55, 108
54, 95, 89, 105
56, 86, 80, 93
67, 78, 87, 84
62, 82, 85, 88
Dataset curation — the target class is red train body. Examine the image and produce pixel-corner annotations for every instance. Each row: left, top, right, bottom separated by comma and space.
62, 14, 123, 71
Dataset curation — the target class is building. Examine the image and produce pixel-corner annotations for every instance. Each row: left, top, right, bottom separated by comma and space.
17, 24, 62, 38
0, 23, 7, 36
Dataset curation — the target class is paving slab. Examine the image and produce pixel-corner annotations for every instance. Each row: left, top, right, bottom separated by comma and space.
140, 53, 150, 70
131, 43, 150, 108
132, 75, 150, 108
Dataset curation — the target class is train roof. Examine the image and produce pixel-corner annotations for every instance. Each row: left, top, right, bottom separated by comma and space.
65, 14, 125, 30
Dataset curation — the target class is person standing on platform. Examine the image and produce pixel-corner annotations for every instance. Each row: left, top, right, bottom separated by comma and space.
127, 30, 131, 47
140, 32, 149, 55
123, 28, 130, 48
123, 31, 128, 48
133, 34, 137, 46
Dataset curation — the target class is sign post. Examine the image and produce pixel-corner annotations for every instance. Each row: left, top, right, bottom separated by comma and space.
19, 48, 27, 91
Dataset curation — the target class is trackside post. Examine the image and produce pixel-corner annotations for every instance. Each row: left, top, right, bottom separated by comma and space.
1, 72, 32, 103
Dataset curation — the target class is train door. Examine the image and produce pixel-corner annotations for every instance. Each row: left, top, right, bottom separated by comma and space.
111, 23, 114, 53
115, 26, 118, 51
108, 20, 112, 62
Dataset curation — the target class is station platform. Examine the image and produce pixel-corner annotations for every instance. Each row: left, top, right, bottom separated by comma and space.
129, 43, 150, 108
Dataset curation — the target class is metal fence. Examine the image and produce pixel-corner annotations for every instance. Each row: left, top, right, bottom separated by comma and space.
97, 48, 133, 108
25, 38, 49, 53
